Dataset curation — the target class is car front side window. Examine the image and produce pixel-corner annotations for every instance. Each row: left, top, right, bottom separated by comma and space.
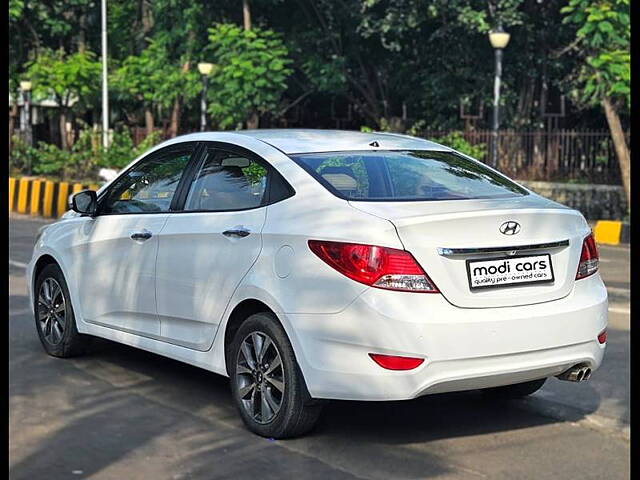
100, 147, 193, 214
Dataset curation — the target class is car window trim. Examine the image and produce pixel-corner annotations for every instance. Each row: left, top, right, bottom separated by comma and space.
95, 141, 200, 217
169, 142, 207, 211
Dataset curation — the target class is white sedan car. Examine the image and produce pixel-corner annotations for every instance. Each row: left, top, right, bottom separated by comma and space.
28, 129, 607, 438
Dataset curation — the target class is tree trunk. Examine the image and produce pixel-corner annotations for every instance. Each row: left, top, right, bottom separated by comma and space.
59, 111, 68, 150
602, 97, 630, 212
141, 0, 153, 34
78, 12, 87, 53
168, 61, 190, 138
242, 0, 251, 30
168, 99, 180, 138
65, 116, 76, 149
246, 112, 259, 129
144, 108, 155, 137
139, 0, 154, 52
9, 103, 17, 156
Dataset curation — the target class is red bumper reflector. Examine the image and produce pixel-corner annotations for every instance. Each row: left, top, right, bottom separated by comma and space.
598, 330, 607, 344
369, 353, 424, 370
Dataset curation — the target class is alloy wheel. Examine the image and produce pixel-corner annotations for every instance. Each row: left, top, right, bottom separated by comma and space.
37, 277, 66, 345
235, 331, 285, 424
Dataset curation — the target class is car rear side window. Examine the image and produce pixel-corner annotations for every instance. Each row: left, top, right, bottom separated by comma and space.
184, 149, 269, 211
290, 150, 528, 201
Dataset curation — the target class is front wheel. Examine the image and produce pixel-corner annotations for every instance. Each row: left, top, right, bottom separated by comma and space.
481, 378, 547, 399
34, 263, 90, 358
229, 312, 322, 438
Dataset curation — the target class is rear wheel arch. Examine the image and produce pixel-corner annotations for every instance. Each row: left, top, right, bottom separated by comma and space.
224, 299, 278, 375
226, 304, 323, 438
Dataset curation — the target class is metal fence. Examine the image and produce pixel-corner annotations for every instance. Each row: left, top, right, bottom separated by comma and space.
423, 129, 628, 185
130, 126, 627, 185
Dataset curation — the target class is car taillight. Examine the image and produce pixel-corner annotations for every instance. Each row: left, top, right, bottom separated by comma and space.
576, 233, 599, 280
369, 353, 425, 370
308, 240, 439, 293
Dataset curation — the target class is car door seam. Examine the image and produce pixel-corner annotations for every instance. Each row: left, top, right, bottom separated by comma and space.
154, 214, 173, 337
205, 208, 268, 353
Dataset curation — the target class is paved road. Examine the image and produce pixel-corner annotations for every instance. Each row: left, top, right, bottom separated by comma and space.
9, 216, 629, 480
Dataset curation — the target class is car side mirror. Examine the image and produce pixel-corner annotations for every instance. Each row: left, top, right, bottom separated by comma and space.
71, 190, 98, 216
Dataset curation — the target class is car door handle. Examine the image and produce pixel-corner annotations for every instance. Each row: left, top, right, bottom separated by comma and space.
130, 230, 153, 241
222, 228, 251, 238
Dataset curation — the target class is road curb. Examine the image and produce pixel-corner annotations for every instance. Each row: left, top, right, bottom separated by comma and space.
593, 220, 630, 246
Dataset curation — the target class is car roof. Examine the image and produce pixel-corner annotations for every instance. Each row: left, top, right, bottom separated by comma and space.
236, 129, 449, 154
167, 129, 450, 155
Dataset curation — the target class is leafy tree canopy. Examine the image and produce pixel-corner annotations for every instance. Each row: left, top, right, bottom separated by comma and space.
25, 49, 102, 110
561, 0, 630, 108
111, 41, 200, 111
205, 23, 293, 129
9, 0, 630, 133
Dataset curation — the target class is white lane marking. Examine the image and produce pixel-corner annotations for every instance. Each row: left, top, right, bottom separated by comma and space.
9, 259, 28, 269
609, 307, 630, 315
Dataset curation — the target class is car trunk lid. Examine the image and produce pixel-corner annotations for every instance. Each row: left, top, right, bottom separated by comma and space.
350, 195, 590, 308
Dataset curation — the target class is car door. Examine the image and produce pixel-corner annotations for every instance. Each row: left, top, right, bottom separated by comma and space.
68, 143, 197, 338
154, 143, 289, 350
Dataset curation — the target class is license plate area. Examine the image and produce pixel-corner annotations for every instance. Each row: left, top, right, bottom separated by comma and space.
466, 254, 554, 290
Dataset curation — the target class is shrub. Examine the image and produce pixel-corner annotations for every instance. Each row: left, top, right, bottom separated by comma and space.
9, 135, 39, 175
433, 131, 487, 161
99, 129, 162, 169
9, 127, 163, 181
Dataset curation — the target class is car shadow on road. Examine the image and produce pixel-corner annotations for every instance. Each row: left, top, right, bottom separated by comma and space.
10, 328, 606, 480
90, 335, 601, 435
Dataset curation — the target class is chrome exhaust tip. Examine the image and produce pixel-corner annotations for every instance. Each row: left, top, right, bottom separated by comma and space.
556, 364, 592, 382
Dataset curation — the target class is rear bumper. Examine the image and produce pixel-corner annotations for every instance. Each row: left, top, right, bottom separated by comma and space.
284, 274, 607, 401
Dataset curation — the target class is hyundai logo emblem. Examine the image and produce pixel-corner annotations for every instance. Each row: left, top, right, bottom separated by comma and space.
500, 221, 521, 235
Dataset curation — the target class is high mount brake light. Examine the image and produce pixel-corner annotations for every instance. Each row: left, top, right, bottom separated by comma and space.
308, 240, 439, 293
576, 233, 599, 280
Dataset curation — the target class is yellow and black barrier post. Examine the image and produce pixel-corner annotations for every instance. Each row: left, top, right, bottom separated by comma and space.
593, 220, 630, 246
8, 177, 100, 219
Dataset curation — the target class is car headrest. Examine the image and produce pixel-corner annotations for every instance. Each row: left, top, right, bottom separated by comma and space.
319, 166, 358, 192
200, 166, 248, 192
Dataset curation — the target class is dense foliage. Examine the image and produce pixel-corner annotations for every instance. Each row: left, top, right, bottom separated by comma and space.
560, 0, 630, 203
8, 0, 629, 193
561, 0, 630, 108
10, 127, 162, 181
205, 24, 293, 129
10, 0, 629, 134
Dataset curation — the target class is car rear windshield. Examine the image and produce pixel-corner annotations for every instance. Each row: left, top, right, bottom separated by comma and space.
289, 150, 529, 201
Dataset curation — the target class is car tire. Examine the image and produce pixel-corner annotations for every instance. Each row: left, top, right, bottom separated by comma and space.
34, 263, 91, 358
481, 378, 547, 399
229, 312, 323, 439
